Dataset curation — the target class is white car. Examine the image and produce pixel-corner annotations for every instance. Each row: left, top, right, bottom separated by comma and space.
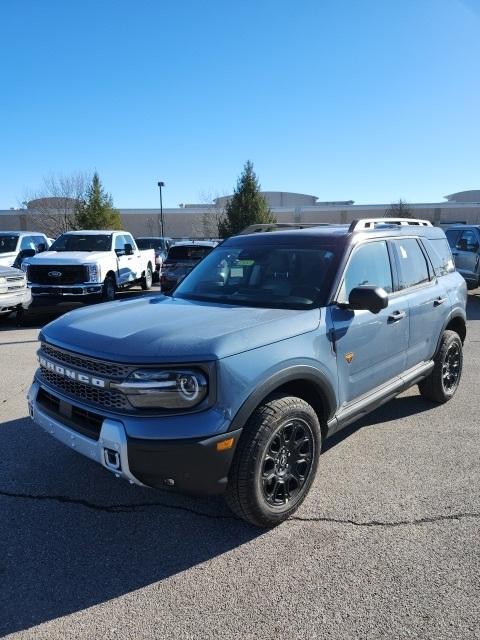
0, 231, 50, 268
0, 265, 31, 317
25, 230, 155, 302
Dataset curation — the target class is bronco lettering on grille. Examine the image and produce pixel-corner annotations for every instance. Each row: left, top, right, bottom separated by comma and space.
39, 356, 106, 388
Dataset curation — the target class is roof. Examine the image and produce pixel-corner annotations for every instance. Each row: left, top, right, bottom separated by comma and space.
225, 220, 446, 247
171, 240, 217, 247
60, 230, 118, 235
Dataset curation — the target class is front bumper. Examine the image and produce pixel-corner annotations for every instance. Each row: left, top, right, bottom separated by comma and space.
27, 381, 241, 495
31, 284, 103, 297
0, 288, 31, 315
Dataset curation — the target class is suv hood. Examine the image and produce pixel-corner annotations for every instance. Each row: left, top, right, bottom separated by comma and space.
41, 296, 320, 363
28, 251, 107, 265
0, 253, 16, 267
0, 265, 24, 277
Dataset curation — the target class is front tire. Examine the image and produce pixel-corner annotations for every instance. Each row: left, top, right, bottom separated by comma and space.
225, 396, 321, 528
418, 330, 463, 403
102, 276, 116, 302
141, 264, 153, 290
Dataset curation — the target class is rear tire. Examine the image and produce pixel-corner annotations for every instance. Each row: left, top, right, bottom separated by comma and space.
141, 264, 153, 290
418, 330, 463, 403
225, 395, 321, 528
102, 276, 116, 302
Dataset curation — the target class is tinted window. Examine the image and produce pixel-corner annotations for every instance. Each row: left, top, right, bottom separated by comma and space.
174, 243, 337, 309
0, 235, 19, 253
136, 238, 165, 251
393, 239, 430, 290
423, 238, 455, 276
445, 229, 461, 248
167, 245, 214, 261
456, 229, 479, 252
338, 241, 393, 302
123, 234, 135, 248
50, 234, 112, 252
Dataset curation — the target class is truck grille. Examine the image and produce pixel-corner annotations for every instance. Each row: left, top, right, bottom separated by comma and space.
28, 265, 88, 285
39, 368, 130, 411
6, 275, 26, 291
41, 343, 132, 378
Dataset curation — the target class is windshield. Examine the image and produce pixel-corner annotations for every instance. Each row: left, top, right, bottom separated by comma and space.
167, 245, 213, 261
136, 238, 166, 252
50, 234, 112, 252
173, 242, 337, 309
0, 235, 19, 253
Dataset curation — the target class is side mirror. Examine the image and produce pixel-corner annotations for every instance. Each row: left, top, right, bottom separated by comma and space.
115, 249, 125, 257
124, 243, 134, 256
36, 243, 46, 253
347, 286, 389, 314
13, 248, 36, 270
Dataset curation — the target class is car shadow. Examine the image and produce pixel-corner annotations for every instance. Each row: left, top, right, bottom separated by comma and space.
0, 416, 262, 636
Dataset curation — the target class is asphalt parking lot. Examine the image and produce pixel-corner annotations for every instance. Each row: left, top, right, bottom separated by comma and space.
0, 288, 479, 639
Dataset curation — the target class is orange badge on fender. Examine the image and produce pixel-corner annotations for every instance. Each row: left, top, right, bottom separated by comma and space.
345, 352, 354, 363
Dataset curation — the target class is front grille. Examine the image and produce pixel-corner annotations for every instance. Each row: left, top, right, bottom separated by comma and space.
6, 276, 26, 291
37, 387, 103, 440
28, 265, 88, 285
39, 369, 131, 410
41, 343, 132, 378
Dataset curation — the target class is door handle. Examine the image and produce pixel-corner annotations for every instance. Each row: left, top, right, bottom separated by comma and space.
434, 297, 447, 307
388, 310, 406, 323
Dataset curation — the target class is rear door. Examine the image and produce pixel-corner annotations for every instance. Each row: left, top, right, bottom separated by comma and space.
450, 228, 480, 285
391, 237, 448, 368
331, 239, 409, 406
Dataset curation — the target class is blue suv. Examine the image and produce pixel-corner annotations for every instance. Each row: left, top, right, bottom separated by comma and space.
28, 218, 467, 527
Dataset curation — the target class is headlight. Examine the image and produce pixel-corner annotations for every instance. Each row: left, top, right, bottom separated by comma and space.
112, 369, 208, 409
0, 277, 7, 295
86, 264, 101, 283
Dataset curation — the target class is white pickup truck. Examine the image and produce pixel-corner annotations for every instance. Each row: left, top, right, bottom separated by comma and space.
25, 230, 155, 302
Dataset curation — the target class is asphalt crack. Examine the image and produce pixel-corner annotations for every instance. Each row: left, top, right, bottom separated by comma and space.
0, 489, 479, 528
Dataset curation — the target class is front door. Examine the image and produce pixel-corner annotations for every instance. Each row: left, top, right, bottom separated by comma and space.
330, 239, 409, 407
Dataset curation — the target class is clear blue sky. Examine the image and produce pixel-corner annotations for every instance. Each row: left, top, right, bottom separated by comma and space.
1, 0, 479, 209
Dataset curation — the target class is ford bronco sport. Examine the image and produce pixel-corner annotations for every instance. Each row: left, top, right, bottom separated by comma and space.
27, 218, 467, 527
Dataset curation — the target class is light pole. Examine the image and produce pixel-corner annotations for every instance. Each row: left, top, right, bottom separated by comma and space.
157, 181, 165, 237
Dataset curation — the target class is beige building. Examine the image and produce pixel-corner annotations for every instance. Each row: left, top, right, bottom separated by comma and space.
1, 190, 480, 238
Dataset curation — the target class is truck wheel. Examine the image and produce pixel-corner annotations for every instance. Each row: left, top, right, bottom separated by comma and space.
141, 264, 153, 290
225, 396, 321, 528
102, 276, 116, 302
418, 330, 463, 403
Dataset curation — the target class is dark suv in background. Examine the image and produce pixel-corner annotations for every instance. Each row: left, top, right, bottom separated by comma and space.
444, 224, 480, 289
161, 240, 217, 291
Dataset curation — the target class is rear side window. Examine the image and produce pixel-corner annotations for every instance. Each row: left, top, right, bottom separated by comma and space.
167, 245, 213, 261
338, 240, 393, 303
422, 238, 455, 276
392, 239, 430, 290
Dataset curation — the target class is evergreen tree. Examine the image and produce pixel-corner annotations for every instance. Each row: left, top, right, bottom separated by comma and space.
75, 172, 123, 230
218, 161, 275, 238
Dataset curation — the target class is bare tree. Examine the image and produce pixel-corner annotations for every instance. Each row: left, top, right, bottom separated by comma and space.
190, 190, 224, 239
22, 172, 89, 237
385, 198, 414, 218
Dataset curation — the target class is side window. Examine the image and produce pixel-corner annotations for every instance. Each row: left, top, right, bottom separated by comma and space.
422, 238, 455, 276
393, 239, 430, 290
19, 236, 35, 251
456, 229, 479, 253
338, 241, 393, 303
123, 234, 135, 249
445, 229, 460, 248
31, 235, 47, 252
114, 235, 126, 252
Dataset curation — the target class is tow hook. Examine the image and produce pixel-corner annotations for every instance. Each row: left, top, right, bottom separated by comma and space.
104, 448, 121, 471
